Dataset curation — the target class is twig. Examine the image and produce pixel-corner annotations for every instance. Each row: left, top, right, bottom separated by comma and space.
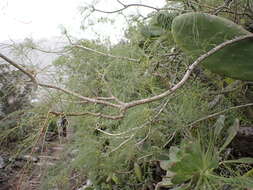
213, 0, 234, 15
162, 130, 177, 148
38, 83, 122, 109
189, 103, 253, 128
95, 127, 131, 139
65, 33, 139, 62
96, 128, 125, 136
31, 46, 72, 54
108, 134, 134, 154
136, 127, 151, 145
49, 111, 124, 120
73, 44, 139, 62
100, 72, 125, 105
137, 154, 153, 161
92, 2, 184, 14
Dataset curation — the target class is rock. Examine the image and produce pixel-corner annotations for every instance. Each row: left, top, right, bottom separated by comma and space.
231, 126, 253, 157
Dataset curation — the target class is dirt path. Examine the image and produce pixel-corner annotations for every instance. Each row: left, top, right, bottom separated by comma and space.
5, 135, 68, 190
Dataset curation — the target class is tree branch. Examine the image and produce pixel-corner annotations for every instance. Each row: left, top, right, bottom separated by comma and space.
49, 111, 124, 120
65, 33, 139, 62
1, 35, 252, 120
92, 1, 184, 14
31, 46, 72, 55
38, 82, 122, 109
188, 102, 253, 128
122, 34, 253, 110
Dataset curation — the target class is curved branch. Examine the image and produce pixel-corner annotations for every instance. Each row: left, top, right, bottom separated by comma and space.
122, 34, 253, 110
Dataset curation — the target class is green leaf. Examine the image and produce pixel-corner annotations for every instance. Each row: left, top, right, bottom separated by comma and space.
219, 118, 239, 153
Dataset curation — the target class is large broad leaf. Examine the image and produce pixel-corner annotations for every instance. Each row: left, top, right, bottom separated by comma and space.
219, 118, 239, 153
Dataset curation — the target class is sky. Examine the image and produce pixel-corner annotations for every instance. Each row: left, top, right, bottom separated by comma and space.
0, 0, 166, 43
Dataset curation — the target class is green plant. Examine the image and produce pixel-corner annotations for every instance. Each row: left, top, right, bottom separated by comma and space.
157, 116, 253, 190
171, 12, 253, 81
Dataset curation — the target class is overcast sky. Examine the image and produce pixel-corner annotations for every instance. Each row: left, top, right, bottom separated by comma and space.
0, 0, 166, 43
